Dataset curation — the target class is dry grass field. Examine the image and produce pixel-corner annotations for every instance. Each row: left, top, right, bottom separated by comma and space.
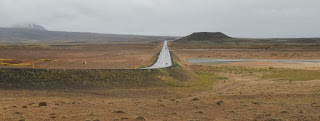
1, 63, 319, 121
0, 41, 320, 121
0, 42, 161, 69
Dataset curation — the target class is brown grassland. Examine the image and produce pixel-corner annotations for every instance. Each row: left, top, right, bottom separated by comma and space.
0, 41, 320, 121
0, 42, 162, 69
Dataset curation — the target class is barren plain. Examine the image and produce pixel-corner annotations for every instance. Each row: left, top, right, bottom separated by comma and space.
0, 39, 320, 121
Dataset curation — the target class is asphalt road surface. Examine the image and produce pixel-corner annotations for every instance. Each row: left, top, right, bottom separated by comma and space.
143, 41, 172, 69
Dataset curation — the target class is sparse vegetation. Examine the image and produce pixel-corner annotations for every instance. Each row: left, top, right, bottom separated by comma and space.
190, 71, 222, 91
191, 65, 320, 82
262, 69, 320, 81
0, 58, 31, 66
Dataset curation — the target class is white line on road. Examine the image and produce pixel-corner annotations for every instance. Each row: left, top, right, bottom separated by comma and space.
143, 41, 172, 69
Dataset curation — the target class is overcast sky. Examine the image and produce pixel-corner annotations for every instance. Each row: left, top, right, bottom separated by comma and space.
0, 0, 319, 38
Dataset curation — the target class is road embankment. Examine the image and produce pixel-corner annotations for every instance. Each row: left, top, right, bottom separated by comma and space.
0, 54, 189, 90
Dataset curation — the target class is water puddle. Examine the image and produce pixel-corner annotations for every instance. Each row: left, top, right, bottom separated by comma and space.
187, 59, 320, 64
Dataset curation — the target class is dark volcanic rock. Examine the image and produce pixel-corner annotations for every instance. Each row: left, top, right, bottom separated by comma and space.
39, 102, 47, 106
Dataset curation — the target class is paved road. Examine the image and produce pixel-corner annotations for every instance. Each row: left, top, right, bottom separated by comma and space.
143, 41, 172, 69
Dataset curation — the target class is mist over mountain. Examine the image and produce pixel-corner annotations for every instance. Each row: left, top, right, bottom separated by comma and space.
12, 24, 47, 31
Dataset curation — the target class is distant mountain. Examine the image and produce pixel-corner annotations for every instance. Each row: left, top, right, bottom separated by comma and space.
0, 27, 175, 43
12, 24, 47, 31
176, 32, 231, 42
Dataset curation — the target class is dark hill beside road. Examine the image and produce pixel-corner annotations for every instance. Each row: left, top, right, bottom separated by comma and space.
172, 32, 320, 50
176, 32, 231, 42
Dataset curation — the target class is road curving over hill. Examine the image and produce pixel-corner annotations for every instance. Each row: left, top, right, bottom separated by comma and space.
143, 41, 172, 69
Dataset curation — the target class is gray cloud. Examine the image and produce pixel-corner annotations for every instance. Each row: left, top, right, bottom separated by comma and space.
0, 0, 319, 38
